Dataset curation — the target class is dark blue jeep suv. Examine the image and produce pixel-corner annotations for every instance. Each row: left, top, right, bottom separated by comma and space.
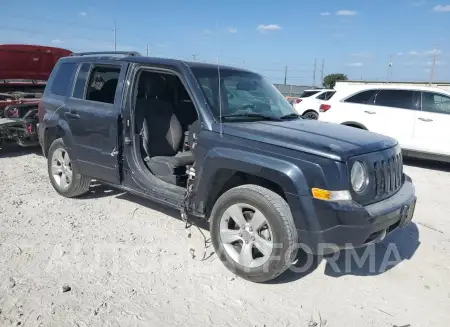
38, 51, 417, 282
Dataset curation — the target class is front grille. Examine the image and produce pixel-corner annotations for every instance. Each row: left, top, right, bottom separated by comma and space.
373, 152, 403, 199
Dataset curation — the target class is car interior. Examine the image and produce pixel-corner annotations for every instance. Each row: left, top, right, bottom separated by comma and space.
134, 70, 199, 187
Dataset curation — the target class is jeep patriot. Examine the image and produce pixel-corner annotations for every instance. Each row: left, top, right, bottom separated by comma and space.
38, 51, 417, 282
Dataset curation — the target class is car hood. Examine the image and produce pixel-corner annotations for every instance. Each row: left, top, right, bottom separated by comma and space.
222, 119, 397, 161
0, 44, 72, 81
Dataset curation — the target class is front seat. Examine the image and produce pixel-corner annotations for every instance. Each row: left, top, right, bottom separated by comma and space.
136, 73, 194, 185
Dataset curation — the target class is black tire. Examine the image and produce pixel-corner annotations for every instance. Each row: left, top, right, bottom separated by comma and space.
47, 138, 91, 197
210, 185, 298, 283
302, 110, 319, 120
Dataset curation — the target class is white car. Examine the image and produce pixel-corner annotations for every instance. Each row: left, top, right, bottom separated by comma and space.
293, 89, 336, 120
318, 84, 450, 161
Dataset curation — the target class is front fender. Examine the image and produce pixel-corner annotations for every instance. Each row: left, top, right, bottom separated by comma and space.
194, 146, 311, 201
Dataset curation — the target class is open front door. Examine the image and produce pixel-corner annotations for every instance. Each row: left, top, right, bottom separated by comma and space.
64, 61, 129, 185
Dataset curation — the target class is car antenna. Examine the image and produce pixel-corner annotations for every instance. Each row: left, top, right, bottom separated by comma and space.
216, 21, 223, 136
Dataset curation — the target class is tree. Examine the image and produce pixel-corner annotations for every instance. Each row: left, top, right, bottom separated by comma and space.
323, 73, 348, 89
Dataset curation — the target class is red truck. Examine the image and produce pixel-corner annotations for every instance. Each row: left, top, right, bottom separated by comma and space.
0, 44, 72, 147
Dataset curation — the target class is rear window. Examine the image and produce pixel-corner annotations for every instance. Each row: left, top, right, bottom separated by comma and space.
50, 62, 77, 96
317, 91, 336, 100
299, 90, 320, 98
345, 89, 377, 104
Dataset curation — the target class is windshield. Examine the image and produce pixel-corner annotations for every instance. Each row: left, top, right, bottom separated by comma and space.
191, 67, 297, 120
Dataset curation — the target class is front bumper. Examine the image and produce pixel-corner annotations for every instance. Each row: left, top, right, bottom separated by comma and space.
292, 177, 416, 255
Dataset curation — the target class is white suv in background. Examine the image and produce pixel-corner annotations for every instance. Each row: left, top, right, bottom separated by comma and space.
293, 89, 336, 120
318, 85, 450, 161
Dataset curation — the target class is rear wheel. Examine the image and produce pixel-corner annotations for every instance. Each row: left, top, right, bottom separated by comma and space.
47, 138, 91, 197
210, 185, 298, 283
302, 110, 319, 120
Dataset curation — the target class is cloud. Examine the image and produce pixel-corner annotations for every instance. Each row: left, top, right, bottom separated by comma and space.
432, 4, 450, 12
51, 39, 63, 44
351, 52, 372, 58
79, 11, 88, 17
407, 49, 441, 56
397, 52, 404, 56
348, 62, 364, 67
228, 27, 238, 34
336, 10, 358, 16
256, 24, 281, 33
425, 60, 446, 65
320, 12, 331, 16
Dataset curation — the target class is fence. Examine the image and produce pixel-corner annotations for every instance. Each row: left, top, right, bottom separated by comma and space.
274, 84, 312, 97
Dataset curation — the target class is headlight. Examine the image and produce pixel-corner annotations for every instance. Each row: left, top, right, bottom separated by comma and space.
351, 161, 368, 193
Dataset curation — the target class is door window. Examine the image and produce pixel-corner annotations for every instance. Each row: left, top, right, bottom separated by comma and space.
85, 66, 121, 104
344, 89, 377, 104
374, 89, 418, 110
422, 92, 450, 115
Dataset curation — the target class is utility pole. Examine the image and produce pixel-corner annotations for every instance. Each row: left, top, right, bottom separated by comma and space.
320, 58, 324, 86
387, 55, 393, 82
146, 45, 150, 56
192, 54, 198, 61
284, 65, 287, 85
312, 58, 317, 88
113, 22, 117, 52
429, 47, 438, 86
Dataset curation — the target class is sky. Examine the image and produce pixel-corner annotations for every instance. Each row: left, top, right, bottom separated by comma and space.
2, 0, 450, 85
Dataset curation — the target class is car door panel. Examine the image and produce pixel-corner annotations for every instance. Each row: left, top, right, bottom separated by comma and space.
370, 90, 419, 149
64, 62, 128, 184
413, 91, 450, 156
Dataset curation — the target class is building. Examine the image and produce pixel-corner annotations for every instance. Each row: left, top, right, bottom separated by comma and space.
335, 80, 450, 92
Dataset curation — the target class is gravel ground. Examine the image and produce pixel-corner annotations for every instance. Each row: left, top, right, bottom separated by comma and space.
1, 146, 449, 327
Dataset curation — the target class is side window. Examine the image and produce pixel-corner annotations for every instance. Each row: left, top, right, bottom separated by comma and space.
422, 92, 450, 115
50, 62, 77, 96
375, 90, 417, 110
85, 66, 121, 104
72, 63, 91, 99
344, 90, 377, 104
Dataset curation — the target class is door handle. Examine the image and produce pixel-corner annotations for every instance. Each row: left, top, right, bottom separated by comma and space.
418, 117, 433, 122
364, 111, 376, 114
65, 110, 80, 119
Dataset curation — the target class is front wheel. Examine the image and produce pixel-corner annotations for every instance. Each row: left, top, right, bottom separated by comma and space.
47, 138, 91, 197
210, 185, 298, 283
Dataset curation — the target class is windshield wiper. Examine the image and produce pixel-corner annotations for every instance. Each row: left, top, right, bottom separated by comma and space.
279, 113, 302, 120
219, 113, 282, 121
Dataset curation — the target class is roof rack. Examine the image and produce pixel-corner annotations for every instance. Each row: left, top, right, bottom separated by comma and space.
70, 51, 141, 57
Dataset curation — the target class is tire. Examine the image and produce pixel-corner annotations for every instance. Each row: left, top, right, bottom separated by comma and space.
302, 110, 319, 120
47, 138, 91, 197
210, 185, 298, 283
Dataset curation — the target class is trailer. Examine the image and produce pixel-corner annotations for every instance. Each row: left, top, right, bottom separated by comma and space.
0, 44, 72, 147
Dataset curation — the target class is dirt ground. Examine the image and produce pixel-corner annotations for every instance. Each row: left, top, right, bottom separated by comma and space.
0, 146, 449, 327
